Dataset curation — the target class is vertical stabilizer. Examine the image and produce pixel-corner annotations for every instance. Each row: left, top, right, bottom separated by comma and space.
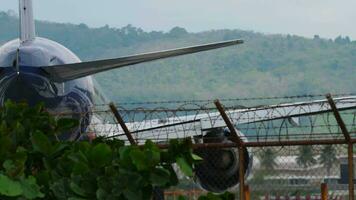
19, 0, 36, 43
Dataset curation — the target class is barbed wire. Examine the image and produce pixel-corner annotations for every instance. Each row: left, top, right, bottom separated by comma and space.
45, 93, 356, 144
107, 93, 356, 106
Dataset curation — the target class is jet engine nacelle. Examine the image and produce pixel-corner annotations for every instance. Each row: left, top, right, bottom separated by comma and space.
193, 128, 252, 193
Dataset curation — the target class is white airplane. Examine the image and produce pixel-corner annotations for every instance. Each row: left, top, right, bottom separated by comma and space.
1, 0, 355, 193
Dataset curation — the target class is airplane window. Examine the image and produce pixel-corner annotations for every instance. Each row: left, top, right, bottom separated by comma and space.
50, 56, 65, 65
158, 119, 167, 124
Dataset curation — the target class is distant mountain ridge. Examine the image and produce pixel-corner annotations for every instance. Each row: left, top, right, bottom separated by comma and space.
1, 11, 355, 103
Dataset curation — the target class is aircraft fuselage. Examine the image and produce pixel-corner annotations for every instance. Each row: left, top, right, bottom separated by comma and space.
0, 37, 94, 140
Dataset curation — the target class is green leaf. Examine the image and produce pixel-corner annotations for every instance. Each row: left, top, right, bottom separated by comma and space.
178, 196, 188, 200
167, 165, 179, 186
150, 168, 171, 186
50, 178, 71, 199
0, 121, 8, 134
70, 182, 88, 198
130, 149, 149, 171
68, 151, 88, 164
51, 143, 69, 156
75, 142, 91, 153
219, 192, 235, 200
20, 176, 45, 199
35, 171, 50, 187
145, 150, 160, 167
118, 169, 143, 189
31, 130, 52, 156
119, 146, 133, 167
57, 118, 79, 131
192, 153, 203, 161
176, 157, 193, 177
5, 147, 28, 177
96, 188, 108, 200
144, 140, 160, 152
97, 176, 112, 193
0, 136, 11, 158
198, 196, 209, 200
144, 140, 161, 166
123, 188, 142, 200
89, 143, 112, 168
72, 162, 90, 175
3, 160, 16, 174
0, 174, 22, 197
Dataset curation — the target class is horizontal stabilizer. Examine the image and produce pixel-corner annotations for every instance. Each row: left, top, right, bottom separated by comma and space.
41, 39, 243, 82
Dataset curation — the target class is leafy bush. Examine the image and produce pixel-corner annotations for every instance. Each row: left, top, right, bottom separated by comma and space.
0, 101, 200, 199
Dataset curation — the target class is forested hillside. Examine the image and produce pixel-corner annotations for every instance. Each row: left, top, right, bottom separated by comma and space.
1, 11, 355, 103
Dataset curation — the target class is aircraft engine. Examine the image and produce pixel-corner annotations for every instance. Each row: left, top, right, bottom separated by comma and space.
193, 128, 252, 193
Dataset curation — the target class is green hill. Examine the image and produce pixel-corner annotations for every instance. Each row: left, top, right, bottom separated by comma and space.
1, 11, 355, 103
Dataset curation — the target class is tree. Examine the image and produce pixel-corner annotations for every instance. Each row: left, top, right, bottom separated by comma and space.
259, 148, 277, 171
334, 35, 351, 45
169, 26, 188, 38
313, 35, 320, 40
296, 146, 316, 168
318, 145, 337, 176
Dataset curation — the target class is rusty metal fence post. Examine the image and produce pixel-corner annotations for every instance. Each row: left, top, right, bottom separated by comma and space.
109, 103, 137, 145
348, 144, 355, 200
321, 183, 328, 200
238, 147, 245, 200
215, 100, 246, 200
244, 185, 250, 200
326, 94, 354, 200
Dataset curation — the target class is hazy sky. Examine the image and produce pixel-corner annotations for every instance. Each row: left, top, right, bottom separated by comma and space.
1, 0, 356, 39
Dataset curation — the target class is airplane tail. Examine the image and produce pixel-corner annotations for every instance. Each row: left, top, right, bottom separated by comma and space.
19, 0, 36, 43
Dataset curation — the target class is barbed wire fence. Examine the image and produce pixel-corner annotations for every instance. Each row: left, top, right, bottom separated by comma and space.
52, 93, 356, 200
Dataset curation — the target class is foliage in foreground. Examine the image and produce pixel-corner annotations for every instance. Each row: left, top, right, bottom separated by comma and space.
0, 101, 208, 200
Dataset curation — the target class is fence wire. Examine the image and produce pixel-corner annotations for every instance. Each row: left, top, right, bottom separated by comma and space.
47, 94, 356, 199
50, 94, 356, 144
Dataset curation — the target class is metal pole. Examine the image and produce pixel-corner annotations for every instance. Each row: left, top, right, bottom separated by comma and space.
214, 100, 245, 200
326, 94, 354, 199
109, 103, 137, 145
326, 94, 351, 141
321, 183, 328, 200
239, 146, 245, 200
244, 185, 250, 200
348, 143, 355, 200
214, 100, 244, 147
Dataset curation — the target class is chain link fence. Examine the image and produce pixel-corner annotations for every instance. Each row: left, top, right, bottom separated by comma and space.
161, 144, 355, 199
247, 145, 353, 199
50, 94, 356, 199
